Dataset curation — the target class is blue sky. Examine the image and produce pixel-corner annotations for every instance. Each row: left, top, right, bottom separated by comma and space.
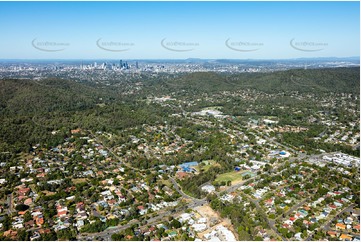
0, 1, 359, 59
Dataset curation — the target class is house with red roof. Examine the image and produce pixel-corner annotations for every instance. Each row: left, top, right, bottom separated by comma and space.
108, 199, 116, 206
298, 191, 306, 196
36, 173, 46, 178
71, 128, 81, 134
303, 220, 311, 228
339, 234, 352, 241
125, 235, 133, 240
329, 204, 337, 210
18, 187, 30, 196
336, 223, 346, 230
18, 211, 27, 216
264, 198, 274, 207
24, 198, 33, 206
327, 231, 338, 237
3, 229, 17, 239
282, 223, 290, 229
18, 195, 27, 202
57, 205, 68, 218
76, 202, 85, 212
58, 210, 67, 218
35, 216, 44, 226
353, 224, 360, 231
303, 206, 311, 211
65, 186, 76, 192
176, 171, 188, 180
38, 228, 51, 234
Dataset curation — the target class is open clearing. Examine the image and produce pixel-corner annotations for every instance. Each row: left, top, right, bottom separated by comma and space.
198, 160, 219, 172
42, 191, 56, 196
72, 178, 88, 184
215, 171, 243, 183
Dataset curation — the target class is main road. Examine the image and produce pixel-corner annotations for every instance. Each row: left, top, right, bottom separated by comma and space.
6, 194, 15, 215
88, 131, 141, 172
76, 198, 208, 241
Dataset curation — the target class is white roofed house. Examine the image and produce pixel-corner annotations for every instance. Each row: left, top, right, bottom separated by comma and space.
204, 230, 218, 240
198, 217, 207, 224
76, 220, 84, 229
201, 184, 216, 194
178, 213, 192, 223
257, 138, 267, 145
251, 164, 261, 171
192, 223, 207, 232
284, 220, 294, 226
220, 194, 234, 203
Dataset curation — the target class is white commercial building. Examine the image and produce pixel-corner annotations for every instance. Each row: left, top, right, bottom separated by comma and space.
216, 225, 236, 241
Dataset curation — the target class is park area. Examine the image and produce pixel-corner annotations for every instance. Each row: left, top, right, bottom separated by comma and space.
215, 171, 243, 184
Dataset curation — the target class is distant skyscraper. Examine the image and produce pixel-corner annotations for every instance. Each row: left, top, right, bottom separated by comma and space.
119, 60, 122, 68
136, 61, 139, 69
94, 62, 97, 68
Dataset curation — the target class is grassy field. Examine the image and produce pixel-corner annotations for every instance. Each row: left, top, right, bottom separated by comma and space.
161, 179, 172, 188
198, 160, 217, 172
215, 171, 243, 183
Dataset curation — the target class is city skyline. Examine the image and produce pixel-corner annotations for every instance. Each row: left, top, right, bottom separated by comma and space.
0, 1, 359, 60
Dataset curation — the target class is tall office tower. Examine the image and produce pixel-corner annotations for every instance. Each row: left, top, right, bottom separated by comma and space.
119, 60, 123, 68
136, 61, 139, 69
94, 62, 97, 68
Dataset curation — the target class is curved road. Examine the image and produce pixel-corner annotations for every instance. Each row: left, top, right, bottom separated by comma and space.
169, 176, 205, 202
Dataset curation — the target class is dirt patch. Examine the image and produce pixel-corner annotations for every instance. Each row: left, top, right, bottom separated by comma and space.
195, 204, 219, 218
42, 191, 56, 196
72, 178, 88, 184
193, 205, 238, 240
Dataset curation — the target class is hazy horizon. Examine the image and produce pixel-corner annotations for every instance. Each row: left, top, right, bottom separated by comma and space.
0, 56, 359, 61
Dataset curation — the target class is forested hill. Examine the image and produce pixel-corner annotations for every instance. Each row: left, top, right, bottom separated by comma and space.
240, 67, 360, 94
0, 67, 359, 154
0, 78, 117, 115
146, 67, 359, 94
0, 78, 117, 154
1, 67, 359, 115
